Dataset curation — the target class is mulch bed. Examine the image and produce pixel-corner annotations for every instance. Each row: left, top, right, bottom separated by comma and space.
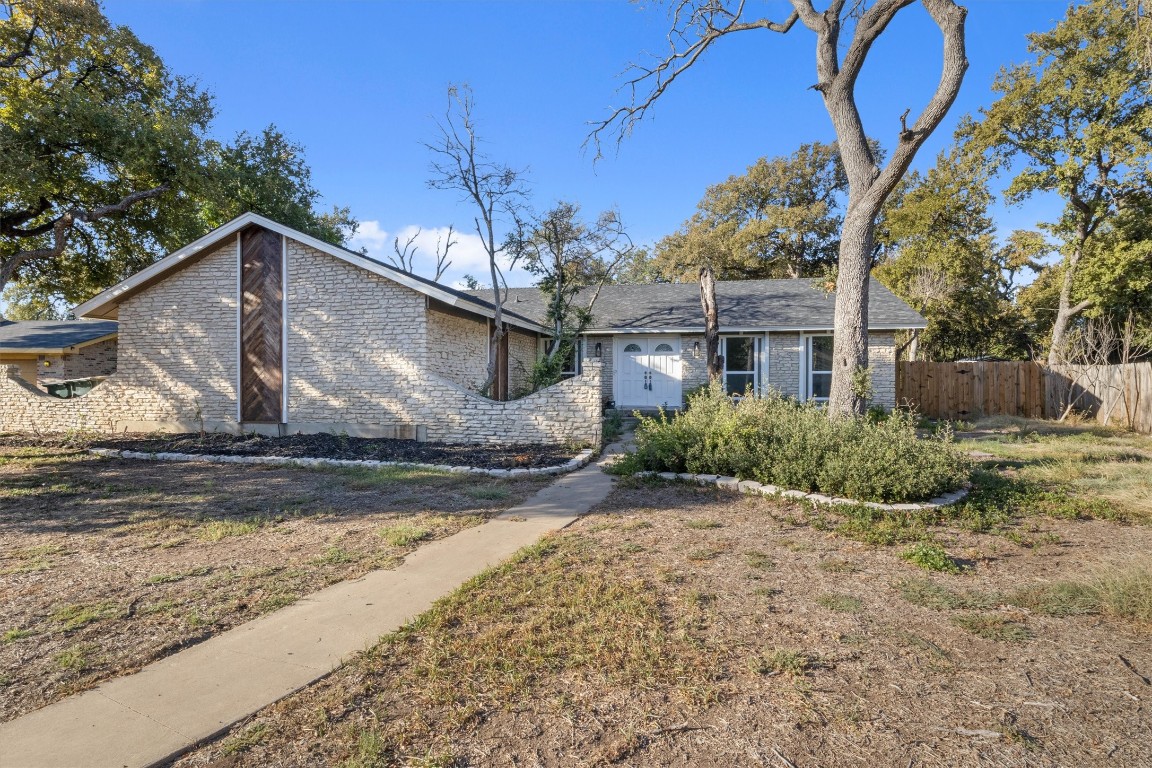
68, 433, 577, 469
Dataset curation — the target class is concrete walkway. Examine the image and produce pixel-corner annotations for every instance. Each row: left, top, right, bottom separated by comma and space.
0, 441, 626, 768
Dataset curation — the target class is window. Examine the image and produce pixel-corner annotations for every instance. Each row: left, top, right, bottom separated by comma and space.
807, 335, 833, 402
623, 343, 642, 352
549, 339, 582, 378
722, 336, 761, 396
654, 343, 673, 353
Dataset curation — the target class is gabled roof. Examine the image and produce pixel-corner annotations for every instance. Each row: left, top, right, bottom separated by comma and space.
72, 213, 546, 333
0, 320, 119, 354
475, 278, 926, 333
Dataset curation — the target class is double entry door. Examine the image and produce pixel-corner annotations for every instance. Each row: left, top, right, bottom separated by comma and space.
617, 336, 682, 409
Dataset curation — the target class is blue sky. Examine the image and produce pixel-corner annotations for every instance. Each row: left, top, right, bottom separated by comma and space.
105, 0, 1070, 287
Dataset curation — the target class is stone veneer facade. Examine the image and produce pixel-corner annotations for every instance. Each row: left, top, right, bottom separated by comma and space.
36, 338, 119, 385
0, 235, 600, 446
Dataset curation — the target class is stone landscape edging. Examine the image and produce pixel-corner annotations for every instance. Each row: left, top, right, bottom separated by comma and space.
635, 470, 971, 511
88, 446, 598, 477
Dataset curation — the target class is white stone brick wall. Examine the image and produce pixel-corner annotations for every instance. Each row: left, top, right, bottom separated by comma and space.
286, 242, 428, 424
869, 331, 897, 410
680, 334, 709, 397
507, 328, 539, 396
583, 334, 614, 404
427, 308, 488, 392
39, 339, 118, 384
768, 332, 803, 399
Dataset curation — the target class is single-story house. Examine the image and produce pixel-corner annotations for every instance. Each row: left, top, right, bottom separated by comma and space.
486, 280, 926, 412
0, 320, 118, 391
0, 213, 925, 443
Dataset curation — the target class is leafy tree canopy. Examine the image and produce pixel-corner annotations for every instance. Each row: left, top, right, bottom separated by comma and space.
874, 149, 1034, 361
1, 1, 354, 314
653, 142, 846, 281
963, 0, 1152, 363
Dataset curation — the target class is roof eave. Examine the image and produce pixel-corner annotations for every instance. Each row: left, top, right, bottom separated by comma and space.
72, 213, 548, 334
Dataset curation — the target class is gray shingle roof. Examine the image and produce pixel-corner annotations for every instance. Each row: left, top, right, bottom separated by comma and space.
471, 278, 925, 332
0, 320, 119, 351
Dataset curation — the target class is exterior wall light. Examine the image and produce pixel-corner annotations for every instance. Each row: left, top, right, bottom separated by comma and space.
594, 342, 602, 358
693, 341, 700, 357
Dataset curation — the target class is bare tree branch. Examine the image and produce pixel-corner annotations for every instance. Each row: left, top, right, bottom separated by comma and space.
389, 228, 421, 272
585, 0, 798, 159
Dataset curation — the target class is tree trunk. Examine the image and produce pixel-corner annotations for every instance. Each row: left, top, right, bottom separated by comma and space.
699, 264, 722, 382
827, 210, 874, 415
1047, 234, 1091, 366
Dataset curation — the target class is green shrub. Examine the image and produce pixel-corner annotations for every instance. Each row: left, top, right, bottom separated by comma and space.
900, 541, 962, 573
611, 382, 969, 503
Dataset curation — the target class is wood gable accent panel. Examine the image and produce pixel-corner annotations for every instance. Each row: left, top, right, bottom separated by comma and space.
239, 226, 284, 423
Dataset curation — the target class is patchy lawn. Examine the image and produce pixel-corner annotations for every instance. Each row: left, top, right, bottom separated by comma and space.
0, 444, 549, 722
956, 417, 1152, 525
171, 476, 1152, 768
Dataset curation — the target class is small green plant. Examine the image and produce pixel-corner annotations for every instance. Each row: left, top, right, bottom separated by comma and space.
683, 518, 723, 530
900, 541, 961, 573
465, 487, 511, 501
818, 558, 860, 573
378, 523, 433, 547
897, 578, 998, 610
951, 613, 1032, 642
52, 601, 120, 630
312, 546, 360, 565
603, 410, 625, 443
221, 723, 270, 756
54, 644, 94, 671
743, 550, 776, 570
1007, 581, 1100, 617
197, 516, 269, 542
2, 628, 34, 643
144, 566, 211, 585
686, 547, 721, 562
750, 648, 814, 677
815, 593, 864, 613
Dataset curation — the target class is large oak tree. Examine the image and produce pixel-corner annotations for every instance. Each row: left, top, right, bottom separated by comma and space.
590, 0, 968, 416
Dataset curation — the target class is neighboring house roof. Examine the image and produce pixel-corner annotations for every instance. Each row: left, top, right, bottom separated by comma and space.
0, 320, 119, 354
474, 278, 927, 333
72, 213, 547, 333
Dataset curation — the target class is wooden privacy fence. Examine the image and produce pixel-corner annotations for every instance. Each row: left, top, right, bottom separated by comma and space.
897, 361, 1046, 420
897, 360, 1152, 433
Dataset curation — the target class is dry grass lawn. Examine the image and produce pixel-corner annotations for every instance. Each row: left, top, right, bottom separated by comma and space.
0, 444, 548, 721
171, 469, 1152, 768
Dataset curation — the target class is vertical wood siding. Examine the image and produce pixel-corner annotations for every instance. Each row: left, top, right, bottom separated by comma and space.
239, 226, 284, 423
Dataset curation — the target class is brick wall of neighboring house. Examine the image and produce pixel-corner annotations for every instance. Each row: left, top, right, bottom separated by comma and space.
0, 240, 239, 432
507, 328, 539, 397
768, 332, 803, 399
426, 307, 489, 393
39, 338, 118, 384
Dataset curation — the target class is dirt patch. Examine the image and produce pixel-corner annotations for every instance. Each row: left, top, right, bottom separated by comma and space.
84, 432, 576, 468
171, 480, 1152, 768
0, 445, 548, 722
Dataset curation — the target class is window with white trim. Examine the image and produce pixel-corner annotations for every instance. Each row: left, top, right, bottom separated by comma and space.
550, 338, 582, 378
807, 335, 833, 402
722, 336, 761, 396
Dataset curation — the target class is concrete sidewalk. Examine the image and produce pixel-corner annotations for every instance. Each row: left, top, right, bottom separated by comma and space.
0, 442, 624, 768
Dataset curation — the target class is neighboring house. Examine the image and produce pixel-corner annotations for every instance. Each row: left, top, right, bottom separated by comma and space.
0, 320, 118, 391
0, 213, 925, 441
485, 280, 926, 412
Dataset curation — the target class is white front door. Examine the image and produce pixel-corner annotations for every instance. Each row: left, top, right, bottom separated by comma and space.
616, 337, 682, 408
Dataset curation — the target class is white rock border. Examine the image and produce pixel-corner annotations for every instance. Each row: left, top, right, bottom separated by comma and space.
88, 447, 598, 477
634, 471, 971, 510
